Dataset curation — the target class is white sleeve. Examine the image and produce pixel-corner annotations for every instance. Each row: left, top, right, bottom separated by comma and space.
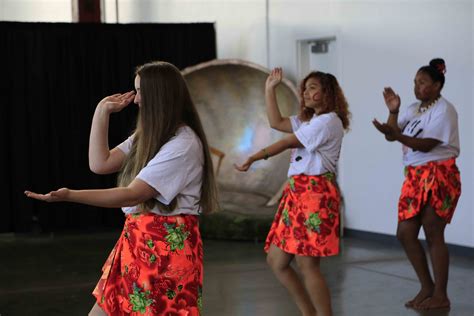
294, 119, 329, 152
116, 135, 133, 155
423, 106, 458, 144
289, 115, 301, 132
136, 143, 190, 205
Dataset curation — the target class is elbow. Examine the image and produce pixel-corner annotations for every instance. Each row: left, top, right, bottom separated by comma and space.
89, 163, 108, 175
269, 121, 285, 132
268, 120, 278, 129
124, 188, 153, 207
418, 147, 432, 153
123, 199, 142, 207
418, 142, 438, 153
269, 121, 279, 130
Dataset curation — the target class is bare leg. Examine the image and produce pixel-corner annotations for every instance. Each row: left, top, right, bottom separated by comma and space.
417, 205, 450, 310
267, 244, 316, 316
295, 256, 332, 316
397, 216, 434, 307
89, 303, 107, 316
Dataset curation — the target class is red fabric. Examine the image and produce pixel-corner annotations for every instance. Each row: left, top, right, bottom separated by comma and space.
399, 158, 461, 223
264, 174, 340, 257
92, 213, 203, 315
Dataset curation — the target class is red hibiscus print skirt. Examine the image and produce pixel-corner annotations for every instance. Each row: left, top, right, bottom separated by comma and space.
92, 213, 203, 315
264, 174, 341, 257
399, 158, 461, 223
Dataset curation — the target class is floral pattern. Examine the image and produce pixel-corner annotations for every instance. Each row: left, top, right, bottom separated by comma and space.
93, 213, 203, 315
399, 158, 461, 223
264, 174, 341, 257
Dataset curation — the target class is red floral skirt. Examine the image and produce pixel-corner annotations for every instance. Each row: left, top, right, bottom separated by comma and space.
399, 158, 461, 223
92, 213, 203, 316
264, 174, 341, 257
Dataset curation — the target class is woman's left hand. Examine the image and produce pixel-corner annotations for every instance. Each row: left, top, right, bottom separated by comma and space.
372, 119, 401, 139
24, 188, 70, 202
234, 158, 254, 172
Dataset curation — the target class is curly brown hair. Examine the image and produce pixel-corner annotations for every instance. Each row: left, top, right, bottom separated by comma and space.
299, 71, 351, 130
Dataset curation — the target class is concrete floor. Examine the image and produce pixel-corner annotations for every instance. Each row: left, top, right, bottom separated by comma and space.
0, 233, 472, 316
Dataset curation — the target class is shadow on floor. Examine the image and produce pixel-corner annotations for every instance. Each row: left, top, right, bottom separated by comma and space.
0, 232, 473, 316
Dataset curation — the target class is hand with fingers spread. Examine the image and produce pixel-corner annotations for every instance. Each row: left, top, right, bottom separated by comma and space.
383, 87, 401, 113
234, 157, 254, 172
98, 91, 136, 114
24, 188, 70, 203
266, 67, 283, 90
372, 118, 400, 139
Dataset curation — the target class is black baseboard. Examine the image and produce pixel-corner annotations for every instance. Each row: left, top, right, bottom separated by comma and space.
344, 228, 474, 258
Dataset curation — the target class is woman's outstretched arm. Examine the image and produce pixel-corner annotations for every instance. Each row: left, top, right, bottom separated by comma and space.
25, 178, 158, 208
234, 134, 302, 172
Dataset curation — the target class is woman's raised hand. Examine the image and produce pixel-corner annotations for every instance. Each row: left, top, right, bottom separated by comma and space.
266, 68, 283, 90
98, 91, 136, 113
25, 188, 70, 203
383, 87, 401, 113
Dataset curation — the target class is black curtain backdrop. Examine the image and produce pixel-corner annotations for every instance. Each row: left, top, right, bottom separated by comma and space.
0, 22, 216, 233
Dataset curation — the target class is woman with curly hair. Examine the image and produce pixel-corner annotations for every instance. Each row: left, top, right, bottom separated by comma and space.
235, 68, 351, 316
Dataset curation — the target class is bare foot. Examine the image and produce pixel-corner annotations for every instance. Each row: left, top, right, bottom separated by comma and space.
404, 288, 433, 308
415, 296, 450, 310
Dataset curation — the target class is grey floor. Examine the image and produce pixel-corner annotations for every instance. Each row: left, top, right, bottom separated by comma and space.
0, 233, 473, 316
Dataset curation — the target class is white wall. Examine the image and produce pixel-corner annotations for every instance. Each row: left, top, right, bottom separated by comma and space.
268, 0, 473, 248
0, 0, 71, 22
1, 0, 472, 247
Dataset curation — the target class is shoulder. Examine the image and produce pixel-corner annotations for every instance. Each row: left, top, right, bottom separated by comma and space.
164, 126, 202, 154
434, 97, 457, 115
142, 127, 203, 170
311, 112, 342, 129
399, 102, 420, 121
151, 127, 201, 162
404, 101, 420, 114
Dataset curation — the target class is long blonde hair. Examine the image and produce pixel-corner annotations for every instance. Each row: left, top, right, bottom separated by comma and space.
118, 61, 218, 214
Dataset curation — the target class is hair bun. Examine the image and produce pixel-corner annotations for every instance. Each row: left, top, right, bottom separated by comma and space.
430, 58, 446, 75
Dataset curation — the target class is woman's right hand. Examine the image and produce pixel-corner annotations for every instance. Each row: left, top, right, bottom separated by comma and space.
383, 87, 401, 113
266, 68, 283, 90
234, 157, 254, 172
98, 91, 136, 114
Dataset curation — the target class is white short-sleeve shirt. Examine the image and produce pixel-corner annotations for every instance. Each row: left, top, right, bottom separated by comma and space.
288, 112, 344, 177
116, 126, 204, 216
397, 96, 460, 166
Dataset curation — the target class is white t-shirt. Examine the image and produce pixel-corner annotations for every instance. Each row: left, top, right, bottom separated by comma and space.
116, 126, 204, 216
288, 112, 344, 177
397, 96, 460, 166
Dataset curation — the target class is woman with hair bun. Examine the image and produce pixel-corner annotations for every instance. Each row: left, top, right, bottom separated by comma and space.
373, 58, 461, 310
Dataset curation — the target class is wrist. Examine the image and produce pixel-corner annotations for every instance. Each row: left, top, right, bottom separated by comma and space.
389, 109, 399, 114
97, 103, 112, 115
393, 131, 402, 141
261, 148, 270, 160
65, 189, 74, 202
265, 86, 276, 93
